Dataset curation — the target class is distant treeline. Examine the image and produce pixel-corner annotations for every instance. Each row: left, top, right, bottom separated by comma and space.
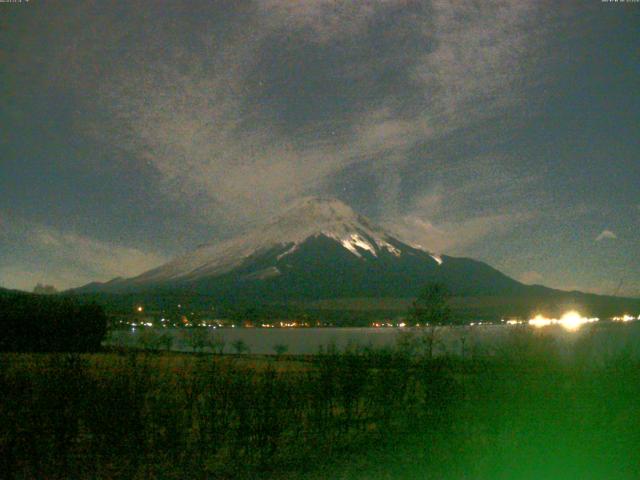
74, 288, 640, 326
78, 291, 405, 326
0, 291, 107, 352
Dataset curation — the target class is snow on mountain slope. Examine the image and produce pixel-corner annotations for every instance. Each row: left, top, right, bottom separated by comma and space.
129, 197, 438, 285
73, 198, 640, 315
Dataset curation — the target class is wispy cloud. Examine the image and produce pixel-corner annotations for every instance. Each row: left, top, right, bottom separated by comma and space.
519, 270, 544, 285
0, 215, 167, 290
71, 0, 552, 229
386, 211, 533, 254
380, 155, 540, 253
3, 0, 561, 277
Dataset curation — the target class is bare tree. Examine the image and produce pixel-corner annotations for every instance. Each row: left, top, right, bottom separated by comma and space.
273, 343, 288, 358
409, 283, 456, 358
210, 333, 226, 354
231, 339, 249, 355
181, 328, 209, 353
138, 328, 162, 351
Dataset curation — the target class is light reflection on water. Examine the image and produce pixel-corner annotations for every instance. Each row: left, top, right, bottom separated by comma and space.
107, 322, 640, 359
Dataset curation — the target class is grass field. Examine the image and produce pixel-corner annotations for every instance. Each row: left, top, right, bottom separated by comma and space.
1, 329, 640, 479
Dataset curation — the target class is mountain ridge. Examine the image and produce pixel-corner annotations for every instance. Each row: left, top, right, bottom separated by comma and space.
73, 197, 640, 319
95, 196, 444, 289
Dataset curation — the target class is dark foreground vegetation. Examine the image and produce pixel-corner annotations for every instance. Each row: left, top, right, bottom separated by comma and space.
1, 330, 639, 480
0, 291, 107, 352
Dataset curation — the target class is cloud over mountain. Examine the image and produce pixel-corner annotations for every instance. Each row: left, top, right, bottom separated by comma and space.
3, 1, 638, 296
13, 0, 550, 227
0, 214, 166, 290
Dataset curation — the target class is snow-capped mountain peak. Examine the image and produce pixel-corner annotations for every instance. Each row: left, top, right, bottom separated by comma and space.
73, 195, 636, 321
129, 197, 435, 284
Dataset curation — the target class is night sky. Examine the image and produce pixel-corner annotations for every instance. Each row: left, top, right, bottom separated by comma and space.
1, 1, 638, 296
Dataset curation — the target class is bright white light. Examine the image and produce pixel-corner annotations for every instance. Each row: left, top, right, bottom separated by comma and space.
612, 314, 635, 323
559, 311, 585, 331
528, 311, 598, 331
529, 314, 553, 328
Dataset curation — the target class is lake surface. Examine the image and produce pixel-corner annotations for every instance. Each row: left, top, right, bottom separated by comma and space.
107, 322, 640, 360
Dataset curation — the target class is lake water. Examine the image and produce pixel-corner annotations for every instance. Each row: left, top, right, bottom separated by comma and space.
106, 322, 640, 361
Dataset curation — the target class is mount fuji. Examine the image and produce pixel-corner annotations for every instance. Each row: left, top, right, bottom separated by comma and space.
79, 197, 523, 297
77, 197, 639, 318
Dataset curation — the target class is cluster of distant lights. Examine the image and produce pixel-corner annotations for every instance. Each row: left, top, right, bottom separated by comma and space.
505, 311, 640, 331
371, 322, 405, 328
129, 306, 321, 331
261, 321, 313, 328
130, 305, 639, 332
369, 312, 639, 331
